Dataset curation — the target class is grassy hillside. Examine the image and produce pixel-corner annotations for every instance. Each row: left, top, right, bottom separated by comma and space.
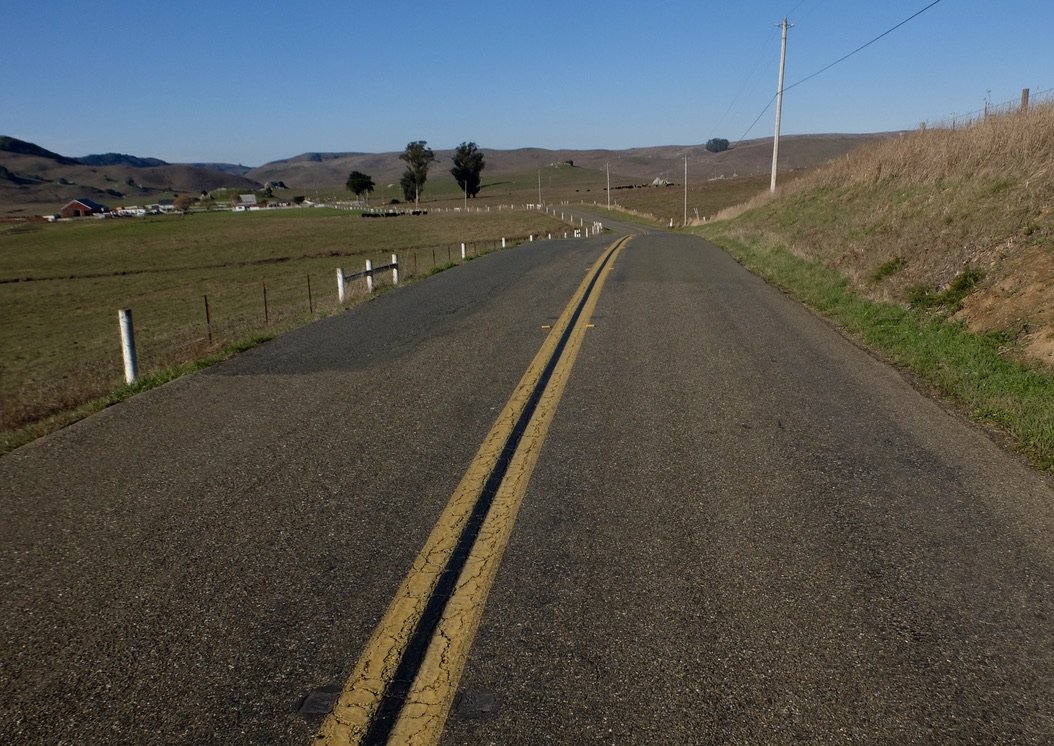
707, 101, 1054, 370
698, 101, 1054, 470
0, 137, 262, 217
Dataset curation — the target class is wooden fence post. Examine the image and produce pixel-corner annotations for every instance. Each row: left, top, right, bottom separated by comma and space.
203, 295, 212, 343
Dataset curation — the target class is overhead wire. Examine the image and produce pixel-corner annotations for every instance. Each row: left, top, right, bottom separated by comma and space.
704, 0, 814, 146
703, 26, 779, 143
783, 0, 945, 94
732, 0, 947, 145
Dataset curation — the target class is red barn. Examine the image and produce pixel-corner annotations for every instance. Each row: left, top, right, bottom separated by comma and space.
60, 198, 109, 218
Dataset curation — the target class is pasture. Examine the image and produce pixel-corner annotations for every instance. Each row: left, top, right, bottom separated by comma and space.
0, 206, 566, 446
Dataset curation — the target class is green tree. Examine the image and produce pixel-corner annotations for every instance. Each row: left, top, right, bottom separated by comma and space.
346, 170, 375, 204
705, 138, 730, 153
399, 171, 417, 203
450, 141, 485, 198
399, 140, 435, 207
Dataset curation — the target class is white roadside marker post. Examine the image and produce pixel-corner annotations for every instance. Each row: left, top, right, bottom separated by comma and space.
118, 309, 138, 384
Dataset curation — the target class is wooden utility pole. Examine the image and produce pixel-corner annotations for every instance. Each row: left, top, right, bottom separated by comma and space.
770, 17, 791, 193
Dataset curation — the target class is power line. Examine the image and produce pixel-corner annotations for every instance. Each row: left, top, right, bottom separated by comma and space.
705, 27, 779, 141
734, 94, 777, 146
784, 0, 945, 93
794, 0, 829, 25
733, 0, 947, 144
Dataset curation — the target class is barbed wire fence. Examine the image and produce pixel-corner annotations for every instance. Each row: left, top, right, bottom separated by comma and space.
922, 87, 1054, 130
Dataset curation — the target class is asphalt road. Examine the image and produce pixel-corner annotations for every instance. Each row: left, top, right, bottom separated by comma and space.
3, 225, 1054, 744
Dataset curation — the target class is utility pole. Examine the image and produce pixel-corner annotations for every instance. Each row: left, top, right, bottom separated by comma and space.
683, 155, 688, 226
606, 162, 610, 209
538, 168, 542, 206
770, 17, 791, 193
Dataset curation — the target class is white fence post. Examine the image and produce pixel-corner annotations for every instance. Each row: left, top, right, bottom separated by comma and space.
502, 237, 506, 248
118, 308, 138, 384
392, 254, 399, 285
365, 259, 374, 293
461, 242, 466, 259
337, 268, 346, 304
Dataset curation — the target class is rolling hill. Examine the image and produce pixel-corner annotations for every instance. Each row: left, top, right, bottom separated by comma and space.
0, 133, 893, 216
0, 137, 263, 216
246, 133, 893, 193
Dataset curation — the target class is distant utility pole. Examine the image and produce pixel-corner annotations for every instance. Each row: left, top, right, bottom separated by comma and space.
538, 168, 542, 206
606, 162, 611, 209
683, 155, 688, 226
770, 16, 791, 193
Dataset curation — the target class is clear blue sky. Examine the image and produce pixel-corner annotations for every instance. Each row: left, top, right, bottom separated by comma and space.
3, 0, 1051, 165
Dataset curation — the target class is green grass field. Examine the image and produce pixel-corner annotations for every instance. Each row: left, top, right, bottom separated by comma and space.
1, 207, 567, 446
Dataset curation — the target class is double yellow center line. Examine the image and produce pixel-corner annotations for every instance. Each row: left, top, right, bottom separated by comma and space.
318, 235, 631, 746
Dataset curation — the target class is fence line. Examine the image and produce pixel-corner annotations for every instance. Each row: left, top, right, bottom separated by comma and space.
106, 225, 605, 387
923, 86, 1054, 130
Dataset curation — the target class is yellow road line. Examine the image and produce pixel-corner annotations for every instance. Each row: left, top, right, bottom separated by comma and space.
317, 235, 631, 745
388, 236, 628, 745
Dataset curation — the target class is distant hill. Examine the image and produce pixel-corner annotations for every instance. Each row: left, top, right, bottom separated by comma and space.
76, 153, 169, 168
247, 134, 895, 192
0, 137, 263, 216
188, 163, 255, 177
0, 132, 895, 216
0, 136, 77, 165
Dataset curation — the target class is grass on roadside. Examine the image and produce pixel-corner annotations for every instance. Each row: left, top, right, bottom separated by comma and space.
698, 224, 1054, 472
0, 331, 275, 454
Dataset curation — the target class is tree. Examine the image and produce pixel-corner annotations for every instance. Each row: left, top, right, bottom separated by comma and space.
346, 170, 375, 204
705, 138, 730, 153
399, 140, 435, 207
450, 141, 485, 198
399, 171, 417, 203
173, 194, 195, 213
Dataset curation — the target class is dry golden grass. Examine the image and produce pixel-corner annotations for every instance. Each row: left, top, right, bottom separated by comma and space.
717, 99, 1054, 370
